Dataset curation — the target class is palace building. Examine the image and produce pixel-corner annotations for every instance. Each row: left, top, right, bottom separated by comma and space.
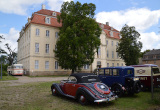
17, 5, 125, 76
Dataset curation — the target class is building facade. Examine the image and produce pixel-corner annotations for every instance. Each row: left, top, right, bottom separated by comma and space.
142, 49, 160, 67
17, 5, 125, 76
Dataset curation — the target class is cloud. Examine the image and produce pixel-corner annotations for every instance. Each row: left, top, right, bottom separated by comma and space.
0, 0, 72, 15
47, 0, 72, 12
95, 8, 160, 32
0, 28, 19, 53
140, 32, 160, 51
96, 8, 160, 52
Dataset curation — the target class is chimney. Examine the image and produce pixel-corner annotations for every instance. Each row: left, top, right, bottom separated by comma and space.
42, 4, 45, 9
106, 22, 109, 26
28, 18, 31, 23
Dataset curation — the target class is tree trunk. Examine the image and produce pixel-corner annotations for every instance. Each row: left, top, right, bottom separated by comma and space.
71, 69, 74, 74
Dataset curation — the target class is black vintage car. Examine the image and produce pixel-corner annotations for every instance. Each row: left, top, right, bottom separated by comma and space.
51, 73, 117, 105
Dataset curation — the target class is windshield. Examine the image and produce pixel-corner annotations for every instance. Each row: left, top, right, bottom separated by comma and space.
13, 66, 23, 69
152, 67, 160, 74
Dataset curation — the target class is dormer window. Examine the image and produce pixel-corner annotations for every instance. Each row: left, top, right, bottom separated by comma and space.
52, 12, 56, 16
45, 17, 50, 24
100, 24, 104, 29
110, 31, 113, 37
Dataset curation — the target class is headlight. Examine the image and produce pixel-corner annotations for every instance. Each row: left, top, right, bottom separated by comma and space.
133, 78, 139, 81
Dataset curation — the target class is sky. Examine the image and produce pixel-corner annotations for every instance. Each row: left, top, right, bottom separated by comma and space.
0, 0, 160, 53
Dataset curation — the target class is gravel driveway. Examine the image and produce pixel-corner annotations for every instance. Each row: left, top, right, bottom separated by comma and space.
1, 76, 68, 86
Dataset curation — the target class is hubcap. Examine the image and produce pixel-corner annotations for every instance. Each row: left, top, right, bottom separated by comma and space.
53, 88, 56, 94
80, 95, 85, 102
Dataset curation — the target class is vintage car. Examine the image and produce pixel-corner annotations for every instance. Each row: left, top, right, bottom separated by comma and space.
131, 64, 160, 90
96, 66, 141, 97
51, 73, 117, 105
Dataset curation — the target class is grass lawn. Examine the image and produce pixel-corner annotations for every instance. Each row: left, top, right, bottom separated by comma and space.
29, 75, 68, 78
0, 75, 18, 81
0, 81, 159, 110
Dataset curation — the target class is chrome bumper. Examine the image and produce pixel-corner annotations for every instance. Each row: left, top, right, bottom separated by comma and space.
94, 95, 118, 103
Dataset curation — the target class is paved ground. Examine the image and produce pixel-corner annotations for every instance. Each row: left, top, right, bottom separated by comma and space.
1, 76, 68, 86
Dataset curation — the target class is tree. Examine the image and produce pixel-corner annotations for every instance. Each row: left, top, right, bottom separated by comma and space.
140, 49, 151, 58
55, 1, 101, 74
0, 35, 6, 54
5, 43, 17, 65
116, 24, 142, 66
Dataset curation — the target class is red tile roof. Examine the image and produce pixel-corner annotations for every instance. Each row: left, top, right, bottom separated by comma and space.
30, 9, 120, 39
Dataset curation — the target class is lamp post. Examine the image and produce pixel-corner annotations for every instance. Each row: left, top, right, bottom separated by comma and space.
1, 56, 2, 80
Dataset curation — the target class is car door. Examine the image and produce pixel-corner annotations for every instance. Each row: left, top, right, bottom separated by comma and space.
64, 76, 78, 96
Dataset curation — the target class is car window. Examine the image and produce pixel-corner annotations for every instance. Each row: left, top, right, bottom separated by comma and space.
68, 76, 77, 82
98, 69, 104, 75
113, 69, 119, 76
127, 70, 132, 75
105, 69, 112, 76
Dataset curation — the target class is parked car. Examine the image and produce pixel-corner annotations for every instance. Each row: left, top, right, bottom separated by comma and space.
51, 73, 117, 105
131, 64, 160, 90
96, 66, 141, 97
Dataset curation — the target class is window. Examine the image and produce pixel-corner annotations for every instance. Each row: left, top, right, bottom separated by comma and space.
122, 63, 123, 66
105, 69, 112, 76
35, 43, 39, 53
117, 52, 119, 58
98, 69, 104, 75
45, 17, 50, 24
112, 63, 114, 67
107, 50, 109, 58
113, 69, 119, 76
55, 61, 58, 69
106, 40, 108, 45
45, 61, 49, 69
117, 63, 119, 66
127, 70, 132, 75
107, 63, 109, 67
112, 51, 114, 58
35, 60, 39, 69
116, 42, 118, 46
46, 30, 49, 37
112, 41, 113, 46
36, 28, 40, 36
84, 64, 89, 69
55, 45, 57, 51
110, 31, 113, 37
97, 47, 101, 58
45, 44, 49, 53
55, 32, 59, 38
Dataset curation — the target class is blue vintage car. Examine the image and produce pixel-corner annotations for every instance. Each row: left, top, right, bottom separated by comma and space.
96, 66, 141, 96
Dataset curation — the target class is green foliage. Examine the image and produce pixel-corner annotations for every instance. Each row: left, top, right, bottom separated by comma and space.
140, 49, 151, 58
117, 24, 142, 66
5, 43, 17, 65
55, 1, 101, 73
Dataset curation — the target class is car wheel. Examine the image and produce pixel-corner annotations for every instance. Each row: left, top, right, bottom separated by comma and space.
78, 94, 88, 105
133, 81, 141, 93
51, 86, 57, 96
112, 85, 123, 97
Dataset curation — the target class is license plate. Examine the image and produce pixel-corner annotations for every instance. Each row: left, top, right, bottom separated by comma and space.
108, 97, 115, 101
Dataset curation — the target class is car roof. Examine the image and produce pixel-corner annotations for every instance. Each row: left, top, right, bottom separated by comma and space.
70, 73, 100, 83
99, 66, 134, 69
131, 64, 158, 67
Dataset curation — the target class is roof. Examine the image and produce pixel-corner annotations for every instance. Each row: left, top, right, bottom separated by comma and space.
131, 64, 158, 67
99, 23, 120, 40
30, 9, 62, 28
22, 9, 120, 40
70, 73, 100, 83
99, 66, 134, 69
144, 49, 160, 55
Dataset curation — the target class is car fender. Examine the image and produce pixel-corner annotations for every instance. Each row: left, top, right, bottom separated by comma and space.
51, 83, 65, 96
75, 87, 97, 102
